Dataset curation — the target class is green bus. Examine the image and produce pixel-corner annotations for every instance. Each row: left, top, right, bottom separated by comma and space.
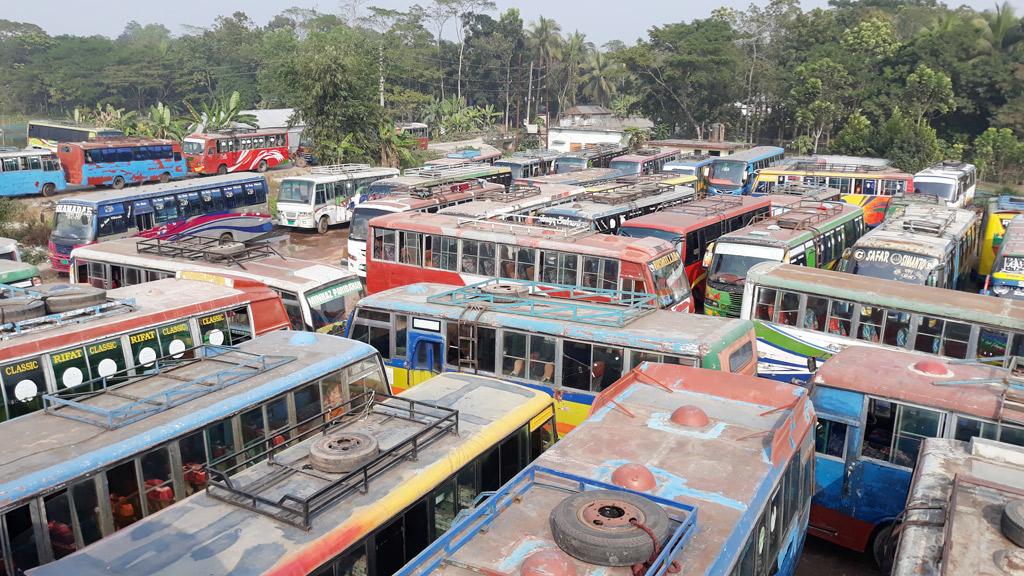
703, 199, 865, 317
0, 260, 40, 288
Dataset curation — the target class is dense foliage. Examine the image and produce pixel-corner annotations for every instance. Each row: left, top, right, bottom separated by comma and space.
1, 1, 1023, 177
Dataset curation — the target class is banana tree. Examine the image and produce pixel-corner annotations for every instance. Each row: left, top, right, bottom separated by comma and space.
184, 91, 258, 133
141, 102, 189, 140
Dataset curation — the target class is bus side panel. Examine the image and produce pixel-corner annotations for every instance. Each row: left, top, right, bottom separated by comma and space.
752, 321, 837, 383
841, 195, 891, 228
365, 264, 467, 295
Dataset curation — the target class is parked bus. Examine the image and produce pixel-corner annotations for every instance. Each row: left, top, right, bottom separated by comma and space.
839, 202, 980, 288
703, 201, 865, 317
57, 138, 186, 189
275, 164, 400, 233
891, 437, 1024, 576
984, 214, 1024, 298
69, 236, 364, 334
346, 181, 509, 277
368, 164, 513, 198
980, 195, 1024, 276
539, 177, 695, 232
30, 371, 557, 576
740, 262, 1024, 382
493, 149, 561, 180
27, 121, 123, 151
364, 211, 693, 311
620, 195, 774, 306
443, 147, 501, 164
806, 346, 1024, 564
0, 274, 290, 420
0, 149, 67, 197
664, 153, 713, 196
552, 143, 628, 173
753, 159, 913, 227
912, 160, 977, 209
181, 131, 289, 175
608, 147, 680, 177
1, 330, 386, 575
48, 173, 271, 273
0, 260, 41, 287
396, 121, 430, 149
401, 362, 816, 576
347, 281, 757, 430
434, 183, 587, 219
514, 166, 620, 187
707, 146, 785, 196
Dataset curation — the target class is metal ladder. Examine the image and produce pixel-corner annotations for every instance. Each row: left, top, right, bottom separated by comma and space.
454, 303, 488, 373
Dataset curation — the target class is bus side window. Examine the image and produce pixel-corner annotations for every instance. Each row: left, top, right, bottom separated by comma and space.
684, 231, 701, 266
97, 215, 128, 239
276, 290, 303, 329
815, 418, 848, 458
5, 501, 40, 571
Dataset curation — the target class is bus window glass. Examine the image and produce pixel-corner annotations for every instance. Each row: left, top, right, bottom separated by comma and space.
266, 397, 290, 443
776, 292, 800, 326
582, 256, 617, 290
72, 479, 102, 546
295, 384, 323, 433
44, 491, 76, 560
350, 363, 387, 398
857, 306, 884, 343
460, 240, 496, 275
561, 340, 592, 391
541, 251, 579, 285
804, 295, 828, 331
592, 345, 624, 391
141, 447, 176, 514
107, 460, 142, 530
499, 245, 535, 280
529, 335, 555, 382
882, 311, 911, 347
754, 288, 777, 321
426, 235, 457, 271
206, 420, 236, 471
433, 477, 457, 534
953, 415, 996, 442
729, 341, 754, 373
977, 327, 1010, 363
894, 405, 943, 466
334, 541, 368, 576
530, 416, 556, 459
178, 431, 207, 495
394, 314, 408, 358
97, 215, 128, 238
502, 332, 528, 378
7, 502, 40, 571
1001, 425, 1024, 447
153, 196, 178, 223
862, 399, 895, 462
942, 321, 971, 358
241, 407, 266, 449
399, 231, 422, 266
914, 316, 944, 354
373, 229, 397, 262
815, 419, 847, 458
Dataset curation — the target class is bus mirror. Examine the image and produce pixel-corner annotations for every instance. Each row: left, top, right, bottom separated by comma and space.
701, 166, 710, 177
702, 243, 716, 268
807, 356, 818, 374
841, 247, 852, 260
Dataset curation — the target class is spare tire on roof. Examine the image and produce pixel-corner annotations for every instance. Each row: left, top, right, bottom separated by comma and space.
33, 283, 107, 314
549, 489, 671, 567
0, 297, 45, 324
308, 431, 379, 474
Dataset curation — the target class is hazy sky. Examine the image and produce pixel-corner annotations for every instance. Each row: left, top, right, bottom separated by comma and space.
7, 0, 1023, 45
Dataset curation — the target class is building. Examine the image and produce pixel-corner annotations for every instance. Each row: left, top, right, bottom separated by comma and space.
547, 105, 653, 153
237, 108, 304, 152
649, 124, 749, 157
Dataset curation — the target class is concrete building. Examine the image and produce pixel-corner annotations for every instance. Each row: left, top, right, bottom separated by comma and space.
547, 105, 653, 153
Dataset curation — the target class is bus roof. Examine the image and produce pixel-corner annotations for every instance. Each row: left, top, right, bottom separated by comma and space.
368, 211, 674, 261
353, 182, 506, 213
70, 238, 358, 294
541, 184, 691, 220
621, 196, 771, 233
811, 346, 1017, 421
746, 262, 1024, 331
185, 130, 285, 139
759, 158, 911, 177
665, 155, 714, 168
406, 363, 813, 576
914, 160, 976, 179
28, 120, 119, 132
712, 146, 784, 163
0, 277, 282, 361
31, 372, 552, 576
358, 283, 754, 357
517, 167, 620, 185
715, 201, 861, 247
852, 204, 978, 260
610, 147, 676, 163
0, 149, 56, 159
0, 331, 377, 509
998, 215, 1024, 257
281, 165, 398, 184
993, 195, 1024, 214
64, 138, 176, 150
55, 173, 265, 206
494, 150, 562, 164
0, 260, 38, 283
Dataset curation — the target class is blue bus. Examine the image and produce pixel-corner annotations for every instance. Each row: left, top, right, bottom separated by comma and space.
0, 149, 67, 197
57, 139, 186, 189
708, 146, 784, 196
48, 173, 272, 273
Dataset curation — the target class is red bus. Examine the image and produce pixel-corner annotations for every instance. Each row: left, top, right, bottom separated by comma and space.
619, 196, 773, 306
57, 139, 187, 189
182, 131, 289, 175
365, 211, 694, 311
396, 122, 429, 150
609, 147, 681, 177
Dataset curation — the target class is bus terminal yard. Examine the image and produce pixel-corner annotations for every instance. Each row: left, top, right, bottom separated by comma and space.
0, 134, 1021, 576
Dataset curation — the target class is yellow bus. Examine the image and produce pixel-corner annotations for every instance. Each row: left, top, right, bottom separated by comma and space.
980, 195, 1024, 276
27, 121, 123, 151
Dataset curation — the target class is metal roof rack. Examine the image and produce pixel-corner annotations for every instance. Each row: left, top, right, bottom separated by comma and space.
402, 163, 497, 180
0, 285, 136, 339
42, 345, 294, 430
501, 149, 562, 161
773, 182, 837, 197
897, 211, 957, 237
586, 181, 670, 204
136, 236, 284, 269
789, 161, 889, 173
206, 391, 459, 530
398, 464, 698, 576
308, 164, 373, 175
667, 195, 745, 217
427, 279, 657, 327
772, 201, 844, 230
456, 214, 593, 237
475, 185, 542, 202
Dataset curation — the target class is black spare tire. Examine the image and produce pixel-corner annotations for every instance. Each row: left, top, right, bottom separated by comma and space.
549, 489, 672, 567
1002, 499, 1024, 548
34, 283, 107, 314
308, 432, 379, 474
0, 297, 45, 323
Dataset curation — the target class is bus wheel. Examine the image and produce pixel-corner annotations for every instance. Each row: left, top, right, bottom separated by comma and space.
317, 216, 329, 234
309, 432, 379, 473
257, 160, 268, 173
217, 164, 228, 175
41, 183, 55, 197
549, 489, 671, 566
159, 172, 171, 184
112, 176, 125, 190
871, 523, 895, 570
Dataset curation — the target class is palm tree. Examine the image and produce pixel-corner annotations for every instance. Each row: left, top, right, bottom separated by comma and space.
581, 50, 619, 107
980, 2, 1019, 53
377, 123, 417, 168
557, 31, 593, 112
527, 17, 563, 119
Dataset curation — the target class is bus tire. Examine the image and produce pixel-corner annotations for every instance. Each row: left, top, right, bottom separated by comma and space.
871, 523, 895, 570
317, 216, 329, 234
217, 164, 228, 175
308, 432, 379, 474
0, 298, 45, 323
159, 172, 171, 184
549, 489, 671, 567
35, 283, 107, 314
41, 183, 56, 197
111, 176, 125, 190
257, 160, 268, 173
1002, 499, 1024, 548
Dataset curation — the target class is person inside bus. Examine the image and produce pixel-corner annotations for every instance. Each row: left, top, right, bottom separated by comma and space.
804, 297, 828, 331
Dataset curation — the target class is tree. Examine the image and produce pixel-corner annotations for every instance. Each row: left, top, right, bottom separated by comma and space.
788, 58, 850, 152
184, 91, 258, 132
580, 50, 619, 107
376, 122, 418, 168
139, 102, 189, 140
972, 127, 1024, 183
833, 111, 873, 156
870, 110, 941, 172
526, 16, 562, 119
901, 64, 956, 125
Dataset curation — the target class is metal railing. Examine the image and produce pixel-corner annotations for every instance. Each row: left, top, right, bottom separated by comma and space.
136, 236, 284, 269
0, 285, 136, 339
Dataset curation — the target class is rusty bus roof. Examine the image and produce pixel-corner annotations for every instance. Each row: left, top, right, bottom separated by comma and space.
892, 437, 1024, 576
810, 346, 1015, 420
715, 202, 862, 248
353, 182, 505, 213
357, 283, 754, 357
997, 215, 1024, 258
745, 262, 1024, 331
517, 167, 620, 185
621, 196, 771, 233
403, 363, 814, 576
758, 160, 912, 178
540, 185, 692, 220
0, 331, 377, 510
853, 203, 978, 260
30, 373, 554, 576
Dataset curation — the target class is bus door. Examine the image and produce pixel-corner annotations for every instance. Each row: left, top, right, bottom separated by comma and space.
408, 330, 444, 387
131, 199, 155, 231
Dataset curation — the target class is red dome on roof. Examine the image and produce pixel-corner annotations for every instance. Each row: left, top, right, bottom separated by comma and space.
611, 463, 657, 491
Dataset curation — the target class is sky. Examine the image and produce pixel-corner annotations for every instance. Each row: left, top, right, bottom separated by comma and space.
6, 0, 1022, 46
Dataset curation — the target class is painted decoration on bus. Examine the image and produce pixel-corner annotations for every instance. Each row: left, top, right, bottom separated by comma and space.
1, 357, 45, 419
1003, 256, 1024, 273
199, 312, 230, 345
86, 338, 127, 383
129, 328, 160, 367
307, 280, 363, 334
850, 248, 936, 283
159, 321, 194, 358
50, 347, 90, 391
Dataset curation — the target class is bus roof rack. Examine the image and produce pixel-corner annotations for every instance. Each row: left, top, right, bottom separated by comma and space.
773, 201, 844, 230
427, 278, 657, 327
475, 185, 542, 202
402, 163, 498, 179
789, 161, 890, 173
587, 182, 670, 204
456, 214, 593, 237
0, 285, 136, 339
667, 195, 745, 217
205, 391, 459, 530
898, 212, 956, 237
308, 164, 373, 175
136, 236, 284, 269
42, 345, 295, 430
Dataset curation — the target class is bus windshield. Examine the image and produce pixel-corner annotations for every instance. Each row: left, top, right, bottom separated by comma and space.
350, 207, 391, 242
847, 249, 939, 284
555, 157, 587, 173
913, 180, 955, 200
650, 255, 689, 308
278, 180, 313, 204
306, 279, 363, 334
181, 140, 204, 155
619, 226, 682, 246
709, 160, 746, 185
609, 160, 638, 175
709, 244, 784, 284
368, 180, 401, 197
52, 211, 95, 242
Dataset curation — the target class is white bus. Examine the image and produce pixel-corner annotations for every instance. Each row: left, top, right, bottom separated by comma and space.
912, 160, 977, 209
275, 165, 399, 233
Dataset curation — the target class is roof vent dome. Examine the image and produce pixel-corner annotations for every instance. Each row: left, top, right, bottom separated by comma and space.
671, 405, 710, 428
912, 359, 952, 378
520, 550, 576, 576
610, 463, 657, 491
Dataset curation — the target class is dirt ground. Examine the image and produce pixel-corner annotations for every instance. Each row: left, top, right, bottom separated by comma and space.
796, 536, 879, 576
